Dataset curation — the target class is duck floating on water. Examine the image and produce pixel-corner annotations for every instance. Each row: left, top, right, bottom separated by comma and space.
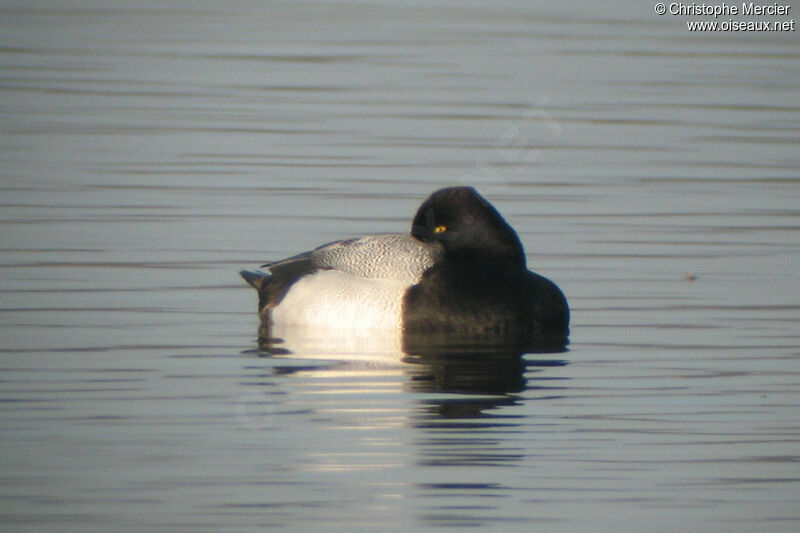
241, 186, 569, 351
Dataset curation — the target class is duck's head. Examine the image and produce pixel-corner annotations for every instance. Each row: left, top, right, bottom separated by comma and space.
411, 186, 526, 266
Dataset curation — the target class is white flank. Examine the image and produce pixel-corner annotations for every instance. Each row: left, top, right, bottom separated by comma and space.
270, 270, 410, 331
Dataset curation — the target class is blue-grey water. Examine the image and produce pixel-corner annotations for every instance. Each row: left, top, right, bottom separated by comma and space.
1, 1, 799, 531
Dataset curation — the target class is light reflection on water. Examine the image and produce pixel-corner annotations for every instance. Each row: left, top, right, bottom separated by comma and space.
2, 0, 800, 531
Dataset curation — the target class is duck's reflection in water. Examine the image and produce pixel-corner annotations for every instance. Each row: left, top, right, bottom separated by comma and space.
395, 333, 568, 491
402, 331, 567, 419
249, 331, 567, 488
255, 328, 567, 419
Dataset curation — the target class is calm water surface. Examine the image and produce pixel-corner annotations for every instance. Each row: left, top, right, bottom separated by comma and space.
1, 1, 799, 531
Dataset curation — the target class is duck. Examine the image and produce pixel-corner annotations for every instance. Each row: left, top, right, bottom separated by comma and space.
241, 186, 569, 348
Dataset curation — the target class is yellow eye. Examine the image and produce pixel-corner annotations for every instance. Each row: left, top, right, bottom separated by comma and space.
433, 225, 447, 234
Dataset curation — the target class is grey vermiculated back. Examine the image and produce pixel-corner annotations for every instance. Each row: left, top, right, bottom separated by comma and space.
308, 234, 442, 284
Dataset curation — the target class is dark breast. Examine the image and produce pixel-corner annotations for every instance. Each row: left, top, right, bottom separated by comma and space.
401, 259, 569, 349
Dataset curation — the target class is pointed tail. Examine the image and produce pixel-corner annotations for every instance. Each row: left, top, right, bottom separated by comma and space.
239, 269, 270, 291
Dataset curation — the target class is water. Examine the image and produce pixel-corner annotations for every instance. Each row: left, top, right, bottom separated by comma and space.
1, 1, 799, 531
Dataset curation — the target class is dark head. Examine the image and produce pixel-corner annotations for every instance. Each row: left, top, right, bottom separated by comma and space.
411, 187, 526, 266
